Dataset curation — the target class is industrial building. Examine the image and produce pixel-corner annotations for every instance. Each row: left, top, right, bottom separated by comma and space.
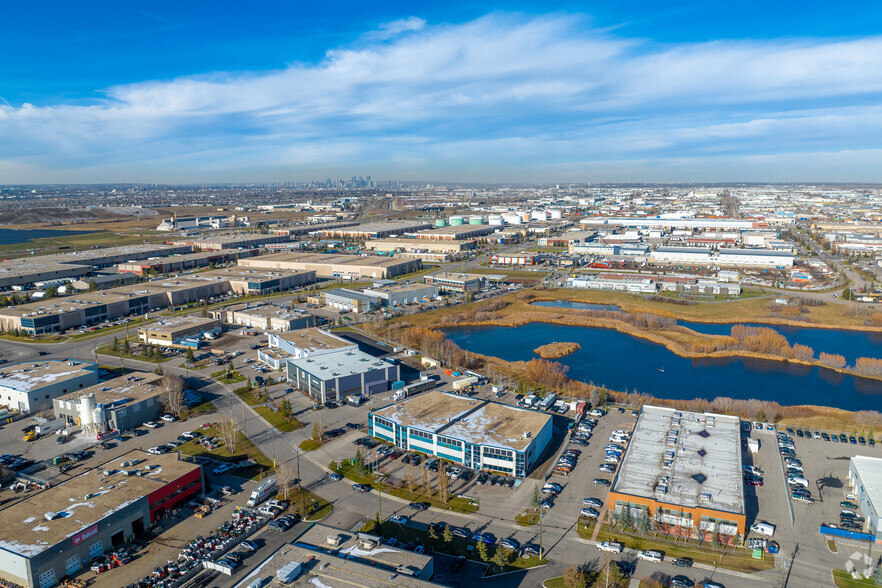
167, 233, 290, 250
323, 289, 381, 313
200, 268, 317, 295
260, 327, 357, 370
423, 272, 486, 293
848, 456, 882, 538
138, 316, 221, 348
415, 224, 495, 241
317, 221, 432, 240
716, 249, 794, 268
581, 217, 771, 230
53, 372, 164, 432
649, 246, 714, 265
368, 391, 553, 478
270, 221, 358, 237
116, 249, 257, 275
609, 406, 746, 540
491, 254, 539, 266
286, 351, 400, 403
238, 253, 421, 279
0, 360, 99, 414
0, 450, 203, 588
71, 272, 138, 291
361, 283, 439, 307
567, 274, 657, 293
211, 302, 317, 332
364, 238, 476, 254
233, 523, 441, 587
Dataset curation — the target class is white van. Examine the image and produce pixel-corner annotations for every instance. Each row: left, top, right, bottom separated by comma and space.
750, 522, 776, 537
787, 476, 808, 488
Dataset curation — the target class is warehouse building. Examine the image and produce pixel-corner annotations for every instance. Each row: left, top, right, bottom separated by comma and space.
423, 272, 486, 293
415, 224, 495, 241
609, 406, 746, 540
649, 246, 714, 265
716, 248, 794, 268
323, 289, 381, 313
235, 523, 441, 587
71, 272, 138, 291
211, 302, 316, 332
286, 350, 400, 403
491, 254, 539, 265
581, 217, 768, 230
317, 221, 432, 240
361, 283, 439, 307
116, 249, 257, 275
0, 259, 92, 291
0, 450, 203, 588
168, 233, 290, 250
53, 372, 164, 432
271, 221, 358, 237
368, 391, 553, 478
138, 316, 221, 348
200, 268, 317, 294
238, 253, 421, 279
364, 238, 476, 254
0, 360, 99, 414
848, 456, 882, 539
567, 274, 657, 293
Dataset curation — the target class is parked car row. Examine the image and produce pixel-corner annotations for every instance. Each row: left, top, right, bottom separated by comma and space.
776, 432, 814, 505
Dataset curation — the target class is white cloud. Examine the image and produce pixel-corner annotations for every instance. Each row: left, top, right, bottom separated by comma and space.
2, 13, 882, 181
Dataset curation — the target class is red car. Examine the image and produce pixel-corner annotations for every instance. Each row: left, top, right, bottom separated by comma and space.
745, 478, 763, 486
389, 451, 403, 459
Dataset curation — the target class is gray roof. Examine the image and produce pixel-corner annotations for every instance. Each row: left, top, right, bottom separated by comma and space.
613, 405, 744, 515
851, 456, 882, 511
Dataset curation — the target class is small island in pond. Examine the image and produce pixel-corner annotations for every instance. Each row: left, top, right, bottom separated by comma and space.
533, 342, 581, 359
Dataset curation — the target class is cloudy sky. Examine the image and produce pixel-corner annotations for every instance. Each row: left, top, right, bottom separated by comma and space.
3, 1, 882, 183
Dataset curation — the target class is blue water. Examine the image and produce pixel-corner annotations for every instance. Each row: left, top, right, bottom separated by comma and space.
0, 228, 91, 246
532, 300, 621, 312
531, 299, 882, 365
443, 322, 882, 410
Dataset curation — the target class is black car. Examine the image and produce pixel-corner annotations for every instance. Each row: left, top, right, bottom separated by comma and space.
428, 522, 446, 534
476, 473, 488, 485
409, 502, 430, 511
672, 558, 693, 568
615, 561, 634, 577
670, 576, 694, 588
796, 429, 804, 437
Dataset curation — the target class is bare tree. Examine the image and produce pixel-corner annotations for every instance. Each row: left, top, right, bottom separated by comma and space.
437, 463, 450, 503
276, 461, 296, 500
217, 417, 237, 453
160, 374, 186, 416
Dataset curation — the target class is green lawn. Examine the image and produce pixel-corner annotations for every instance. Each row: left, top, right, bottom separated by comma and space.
299, 438, 328, 452
232, 388, 301, 431
176, 426, 273, 479
211, 369, 246, 384
187, 400, 217, 416
594, 524, 775, 573
95, 342, 170, 363
0, 231, 144, 254
516, 510, 541, 526
330, 460, 479, 513
833, 569, 878, 588
279, 487, 333, 521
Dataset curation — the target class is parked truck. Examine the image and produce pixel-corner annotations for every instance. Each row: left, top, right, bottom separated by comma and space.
539, 394, 558, 411
452, 376, 479, 392
247, 478, 277, 508
393, 379, 436, 401
347, 395, 363, 407
35, 419, 65, 436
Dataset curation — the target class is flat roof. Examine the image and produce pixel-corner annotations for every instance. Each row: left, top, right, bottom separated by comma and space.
0, 360, 97, 392
717, 249, 792, 257
441, 400, 552, 451
324, 289, 379, 303
372, 391, 478, 433
363, 283, 437, 294
612, 405, 744, 515
240, 252, 411, 268
327, 221, 430, 233
201, 268, 314, 281
427, 272, 485, 281
0, 450, 200, 557
287, 349, 391, 379
224, 303, 309, 320
852, 456, 882, 510
417, 224, 492, 235
234, 526, 441, 587
653, 246, 713, 254
56, 372, 163, 406
278, 327, 354, 352
139, 316, 219, 333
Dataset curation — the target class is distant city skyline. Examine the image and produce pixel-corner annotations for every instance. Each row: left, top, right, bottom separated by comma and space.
3, 2, 882, 183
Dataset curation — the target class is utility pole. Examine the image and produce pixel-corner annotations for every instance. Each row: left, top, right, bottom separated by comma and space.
378, 484, 382, 521
242, 403, 246, 437
539, 510, 544, 559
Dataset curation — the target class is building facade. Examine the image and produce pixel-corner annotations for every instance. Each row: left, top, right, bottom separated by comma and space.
368, 391, 552, 478
0, 360, 100, 414
848, 456, 882, 539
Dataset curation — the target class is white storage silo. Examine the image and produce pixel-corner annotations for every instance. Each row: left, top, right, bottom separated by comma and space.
548, 209, 563, 219
488, 215, 504, 226
503, 214, 522, 225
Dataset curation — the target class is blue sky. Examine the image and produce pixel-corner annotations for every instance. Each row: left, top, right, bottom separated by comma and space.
3, 1, 882, 183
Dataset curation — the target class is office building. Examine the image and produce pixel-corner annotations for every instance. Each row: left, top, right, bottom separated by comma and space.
323, 289, 381, 313
211, 303, 316, 332
238, 253, 421, 280
361, 283, 439, 307
423, 272, 486, 293
138, 316, 221, 348
368, 391, 553, 478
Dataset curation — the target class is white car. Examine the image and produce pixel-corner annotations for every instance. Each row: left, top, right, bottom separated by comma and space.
213, 463, 235, 475
597, 541, 623, 553
161, 414, 176, 423
182, 431, 197, 440
637, 550, 663, 562
144, 421, 159, 429
389, 515, 409, 524
147, 446, 165, 455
